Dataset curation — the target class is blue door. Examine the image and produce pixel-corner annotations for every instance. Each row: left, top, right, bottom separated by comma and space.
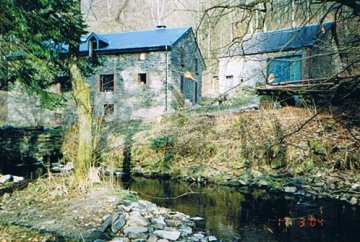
267, 55, 302, 83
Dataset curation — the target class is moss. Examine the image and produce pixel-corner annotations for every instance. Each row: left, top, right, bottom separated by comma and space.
308, 138, 326, 155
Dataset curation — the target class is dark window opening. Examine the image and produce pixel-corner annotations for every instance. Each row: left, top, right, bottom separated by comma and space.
104, 104, 114, 116
57, 76, 72, 93
194, 58, 199, 74
180, 48, 185, 68
226, 75, 234, 80
100, 74, 114, 92
138, 73, 147, 85
180, 76, 184, 93
195, 83, 198, 103
89, 39, 97, 57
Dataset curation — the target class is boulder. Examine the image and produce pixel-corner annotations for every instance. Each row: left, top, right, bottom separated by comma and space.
349, 197, 358, 206
0, 174, 12, 184
124, 226, 148, 235
284, 186, 297, 193
154, 230, 181, 241
12, 176, 24, 182
111, 214, 126, 233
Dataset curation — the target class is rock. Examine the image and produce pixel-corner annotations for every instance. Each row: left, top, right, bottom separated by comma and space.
127, 215, 148, 227
147, 235, 158, 242
111, 214, 126, 233
124, 226, 148, 235
152, 217, 166, 230
165, 218, 182, 227
208, 235, 217, 241
179, 226, 192, 235
99, 214, 113, 232
0, 174, 12, 184
157, 240, 169, 242
60, 162, 74, 173
51, 166, 61, 172
154, 230, 181, 241
109, 238, 129, 242
239, 179, 248, 186
12, 176, 24, 182
349, 197, 358, 205
284, 186, 297, 193
351, 184, 360, 191
193, 233, 205, 239
190, 217, 204, 221
258, 179, 269, 187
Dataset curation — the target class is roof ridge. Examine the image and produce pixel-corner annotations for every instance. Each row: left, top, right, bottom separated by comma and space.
92, 26, 191, 36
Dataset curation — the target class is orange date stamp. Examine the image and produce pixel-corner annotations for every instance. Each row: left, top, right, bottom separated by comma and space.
278, 216, 324, 228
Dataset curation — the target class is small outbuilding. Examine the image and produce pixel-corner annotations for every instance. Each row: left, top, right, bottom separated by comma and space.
218, 22, 340, 95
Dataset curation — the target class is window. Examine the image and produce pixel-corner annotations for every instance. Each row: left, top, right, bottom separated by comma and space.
180, 48, 185, 68
180, 76, 184, 93
194, 58, 199, 74
104, 104, 114, 117
226, 75, 234, 80
99, 74, 114, 92
138, 73, 147, 85
89, 39, 97, 57
139, 53, 147, 60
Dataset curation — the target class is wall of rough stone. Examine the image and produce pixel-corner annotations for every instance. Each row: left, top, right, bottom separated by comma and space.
87, 51, 168, 121
2, 83, 74, 128
169, 30, 205, 107
0, 127, 63, 175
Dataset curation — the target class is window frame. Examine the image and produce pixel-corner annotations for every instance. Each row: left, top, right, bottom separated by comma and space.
103, 103, 115, 117
138, 73, 147, 85
99, 74, 115, 92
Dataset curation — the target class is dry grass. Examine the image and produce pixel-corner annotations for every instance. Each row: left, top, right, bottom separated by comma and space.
130, 106, 360, 178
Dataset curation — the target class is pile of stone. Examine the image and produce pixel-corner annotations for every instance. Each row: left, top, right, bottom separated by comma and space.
96, 199, 217, 242
0, 174, 24, 184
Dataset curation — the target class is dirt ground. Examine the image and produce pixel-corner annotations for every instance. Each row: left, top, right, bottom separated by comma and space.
0, 176, 126, 241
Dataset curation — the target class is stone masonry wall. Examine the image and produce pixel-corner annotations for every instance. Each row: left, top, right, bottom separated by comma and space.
88, 51, 168, 121
169, 30, 205, 107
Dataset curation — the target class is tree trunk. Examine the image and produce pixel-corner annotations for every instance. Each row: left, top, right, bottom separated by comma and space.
68, 61, 94, 181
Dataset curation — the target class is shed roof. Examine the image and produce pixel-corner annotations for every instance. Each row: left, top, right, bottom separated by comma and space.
224, 22, 335, 57
79, 27, 192, 54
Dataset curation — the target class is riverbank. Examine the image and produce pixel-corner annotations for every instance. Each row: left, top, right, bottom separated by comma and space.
0, 175, 216, 241
96, 106, 360, 205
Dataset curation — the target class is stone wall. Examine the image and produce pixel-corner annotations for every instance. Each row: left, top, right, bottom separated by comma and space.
87, 31, 205, 120
0, 127, 63, 175
88, 51, 168, 121
169, 30, 205, 106
2, 83, 75, 128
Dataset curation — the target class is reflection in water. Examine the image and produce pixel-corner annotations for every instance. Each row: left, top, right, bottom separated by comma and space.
119, 177, 360, 242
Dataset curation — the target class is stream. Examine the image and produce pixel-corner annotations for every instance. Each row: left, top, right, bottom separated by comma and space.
118, 176, 360, 242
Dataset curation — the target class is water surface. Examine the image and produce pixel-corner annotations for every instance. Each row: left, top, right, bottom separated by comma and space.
119, 177, 360, 242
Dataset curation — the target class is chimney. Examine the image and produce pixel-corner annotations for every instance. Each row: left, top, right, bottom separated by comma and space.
156, 25, 167, 29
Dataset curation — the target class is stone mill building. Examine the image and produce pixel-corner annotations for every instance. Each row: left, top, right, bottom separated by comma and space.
0, 26, 206, 127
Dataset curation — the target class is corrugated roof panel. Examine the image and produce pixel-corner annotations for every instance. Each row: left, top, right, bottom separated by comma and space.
79, 27, 191, 52
226, 22, 334, 56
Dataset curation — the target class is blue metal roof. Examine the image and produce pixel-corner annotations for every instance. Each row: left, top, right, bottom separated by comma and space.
79, 27, 191, 53
226, 22, 334, 56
